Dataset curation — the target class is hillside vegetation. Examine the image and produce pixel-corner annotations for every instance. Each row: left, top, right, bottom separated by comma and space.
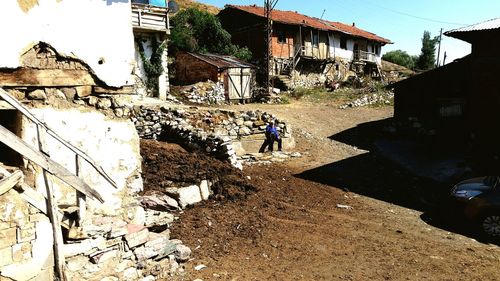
175, 0, 220, 14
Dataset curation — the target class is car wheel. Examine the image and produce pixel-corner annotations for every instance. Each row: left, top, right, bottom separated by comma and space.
481, 214, 500, 238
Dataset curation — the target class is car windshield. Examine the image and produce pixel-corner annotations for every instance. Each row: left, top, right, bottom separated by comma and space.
483, 176, 500, 189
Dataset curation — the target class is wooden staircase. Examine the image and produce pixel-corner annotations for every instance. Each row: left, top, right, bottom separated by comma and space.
0, 88, 118, 281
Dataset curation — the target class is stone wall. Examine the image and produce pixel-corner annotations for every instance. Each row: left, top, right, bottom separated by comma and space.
0, 189, 54, 281
132, 106, 295, 168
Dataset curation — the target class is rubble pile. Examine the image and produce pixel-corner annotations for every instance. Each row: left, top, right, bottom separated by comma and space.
63, 205, 192, 281
181, 81, 225, 105
132, 106, 292, 170
291, 73, 326, 89
239, 151, 302, 165
339, 91, 394, 109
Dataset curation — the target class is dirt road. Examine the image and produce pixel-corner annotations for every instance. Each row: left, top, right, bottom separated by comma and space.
166, 101, 500, 280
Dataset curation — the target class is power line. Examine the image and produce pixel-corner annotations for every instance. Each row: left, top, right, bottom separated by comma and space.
358, 0, 469, 26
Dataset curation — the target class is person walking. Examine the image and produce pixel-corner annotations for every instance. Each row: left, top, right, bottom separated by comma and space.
259, 121, 282, 153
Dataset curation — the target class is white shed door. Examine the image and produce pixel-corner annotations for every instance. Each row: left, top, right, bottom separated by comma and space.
227, 68, 251, 100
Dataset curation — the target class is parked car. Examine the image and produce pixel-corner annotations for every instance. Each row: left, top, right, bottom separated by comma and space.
449, 176, 500, 238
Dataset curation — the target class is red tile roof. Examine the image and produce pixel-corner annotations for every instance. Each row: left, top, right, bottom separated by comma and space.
224, 5, 392, 44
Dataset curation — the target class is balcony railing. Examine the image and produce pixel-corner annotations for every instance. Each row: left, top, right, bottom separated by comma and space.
131, 3, 170, 33
354, 50, 377, 63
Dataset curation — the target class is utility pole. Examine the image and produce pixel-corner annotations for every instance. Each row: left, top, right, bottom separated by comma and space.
320, 9, 326, 19
264, 0, 278, 95
436, 28, 443, 68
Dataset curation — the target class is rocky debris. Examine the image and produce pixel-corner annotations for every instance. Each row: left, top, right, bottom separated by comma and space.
239, 151, 302, 165
63, 204, 192, 281
181, 81, 225, 105
339, 91, 394, 109
132, 106, 292, 170
336, 204, 353, 210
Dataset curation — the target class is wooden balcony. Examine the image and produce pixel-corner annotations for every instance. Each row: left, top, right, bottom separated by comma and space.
354, 50, 377, 63
131, 3, 170, 33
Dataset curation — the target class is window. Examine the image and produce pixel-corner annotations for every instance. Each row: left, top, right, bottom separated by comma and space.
312, 33, 319, 47
372, 44, 380, 55
277, 31, 287, 44
340, 37, 347, 50
438, 99, 464, 118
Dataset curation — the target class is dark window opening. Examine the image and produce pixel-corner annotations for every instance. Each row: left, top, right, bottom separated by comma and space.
0, 110, 23, 166
340, 37, 347, 50
312, 33, 319, 47
438, 99, 465, 118
277, 31, 287, 44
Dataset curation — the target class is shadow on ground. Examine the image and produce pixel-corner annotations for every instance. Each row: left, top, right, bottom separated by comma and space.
296, 117, 497, 244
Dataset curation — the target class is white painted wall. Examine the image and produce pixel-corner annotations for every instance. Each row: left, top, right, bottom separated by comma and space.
329, 33, 383, 65
22, 108, 143, 215
133, 34, 169, 99
0, 0, 135, 87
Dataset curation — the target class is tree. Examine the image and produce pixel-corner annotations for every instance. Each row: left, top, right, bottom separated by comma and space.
416, 31, 439, 70
382, 50, 416, 69
170, 8, 252, 61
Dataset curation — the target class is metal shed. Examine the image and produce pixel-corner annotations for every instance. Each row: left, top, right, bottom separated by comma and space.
176, 52, 256, 101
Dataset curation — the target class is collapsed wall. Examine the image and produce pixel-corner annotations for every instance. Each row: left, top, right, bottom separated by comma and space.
132, 106, 296, 168
0, 103, 199, 281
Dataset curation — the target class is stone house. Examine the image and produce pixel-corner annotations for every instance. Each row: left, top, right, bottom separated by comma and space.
218, 5, 391, 88
390, 18, 500, 169
0, 1, 181, 280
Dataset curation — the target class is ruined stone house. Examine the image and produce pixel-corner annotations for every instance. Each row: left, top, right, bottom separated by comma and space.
0, 1, 186, 280
218, 5, 392, 89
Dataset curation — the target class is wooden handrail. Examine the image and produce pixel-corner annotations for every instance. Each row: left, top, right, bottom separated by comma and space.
0, 88, 118, 189
0, 124, 104, 202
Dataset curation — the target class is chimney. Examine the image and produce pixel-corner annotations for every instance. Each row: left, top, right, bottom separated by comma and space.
352, 22, 355, 27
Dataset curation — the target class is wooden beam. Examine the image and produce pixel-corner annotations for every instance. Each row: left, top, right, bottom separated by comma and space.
0, 69, 95, 87
93, 86, 135, 95
0, 89, 118, 189
36, 124, 67, 281
0, 170, 23, 196
15, 183, 48, 214
0, 124, 104, 202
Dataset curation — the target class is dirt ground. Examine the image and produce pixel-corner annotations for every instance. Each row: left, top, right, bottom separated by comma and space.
144, 100, 500, 280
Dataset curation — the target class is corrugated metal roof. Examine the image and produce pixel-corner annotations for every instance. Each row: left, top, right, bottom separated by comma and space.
187, 52, 255, 69
224, 5, 392, 44
446, 18, 500, 35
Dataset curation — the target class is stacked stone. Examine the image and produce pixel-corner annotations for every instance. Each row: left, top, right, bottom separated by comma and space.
4, 88, 136, 119
132, 107, 243, 170
182, 81, 225, 105
132, 107, 292, 170
0, 190, 54, 281
63, 195, 195, 281
339, 91, 394, 109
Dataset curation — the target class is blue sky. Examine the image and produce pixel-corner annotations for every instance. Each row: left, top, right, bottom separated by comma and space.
201, 0, 500, 64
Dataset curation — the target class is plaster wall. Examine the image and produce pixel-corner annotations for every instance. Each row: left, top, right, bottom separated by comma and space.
21, 108, 143, 215
0, 0, 135, 87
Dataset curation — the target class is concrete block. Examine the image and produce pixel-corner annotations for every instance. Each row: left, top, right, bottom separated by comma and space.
199, 180, 210, 200
12, 242, 32, 262
0, 228, 17, 249
167, 185, 202, 209
124, 228, 149, 249
90, 249, 118, 264
0, 246, 13, 267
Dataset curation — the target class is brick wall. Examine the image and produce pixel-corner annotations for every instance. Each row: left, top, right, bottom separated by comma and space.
175, 53, 219, 85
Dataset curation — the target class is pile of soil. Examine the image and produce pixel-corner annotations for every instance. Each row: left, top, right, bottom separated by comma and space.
140, 139, 256, 200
